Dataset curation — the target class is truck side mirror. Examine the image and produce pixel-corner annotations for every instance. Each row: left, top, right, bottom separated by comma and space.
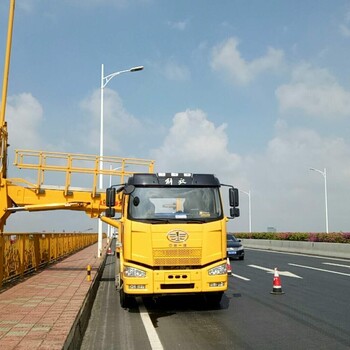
230, 207, 240, 218
106, 188, 116, 207
105, 188, 116, 217
105, 208, 116, 218
229, 187, 240, 219
229, 187, 239, 207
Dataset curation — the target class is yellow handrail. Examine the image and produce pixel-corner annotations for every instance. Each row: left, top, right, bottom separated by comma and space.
13, 149, 155, 197
0, 232, 100, 287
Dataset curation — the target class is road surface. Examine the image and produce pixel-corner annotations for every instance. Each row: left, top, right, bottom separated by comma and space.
81, 246, 350, 350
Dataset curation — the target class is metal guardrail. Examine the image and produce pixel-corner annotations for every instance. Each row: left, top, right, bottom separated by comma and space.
240, 239, 350, 259
0, 232, 98, 287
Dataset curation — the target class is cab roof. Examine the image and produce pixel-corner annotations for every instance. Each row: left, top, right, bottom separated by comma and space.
127, 173, 221, 187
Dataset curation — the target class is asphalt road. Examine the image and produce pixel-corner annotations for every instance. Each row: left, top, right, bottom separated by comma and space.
80, 245, 350, 350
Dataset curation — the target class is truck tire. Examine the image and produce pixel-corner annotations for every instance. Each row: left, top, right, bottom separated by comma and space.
119, 286, 131, 308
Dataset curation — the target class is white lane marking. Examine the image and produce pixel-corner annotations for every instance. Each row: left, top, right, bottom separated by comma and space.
289, 263, 350, 277
323, 262, 350, 268
248, 264, 303, 278
137, 297, 164, 350
231, 273, 250, 281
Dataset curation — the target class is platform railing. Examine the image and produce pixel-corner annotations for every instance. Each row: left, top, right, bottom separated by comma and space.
13, 149, 155, 197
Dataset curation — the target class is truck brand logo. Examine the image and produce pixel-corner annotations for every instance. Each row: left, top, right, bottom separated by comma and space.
167, 229, 188, 243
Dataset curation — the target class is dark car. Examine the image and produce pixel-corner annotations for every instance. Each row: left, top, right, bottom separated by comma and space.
227, 234, 244, 260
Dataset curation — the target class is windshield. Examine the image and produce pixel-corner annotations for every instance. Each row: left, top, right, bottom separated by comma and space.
128, 186, 223, 222
227, 234, 238, 242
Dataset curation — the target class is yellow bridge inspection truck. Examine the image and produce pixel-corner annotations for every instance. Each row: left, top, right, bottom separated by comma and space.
102, 172, 240, 307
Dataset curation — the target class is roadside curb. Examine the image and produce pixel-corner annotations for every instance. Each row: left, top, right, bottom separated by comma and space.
64, 251, 108, 350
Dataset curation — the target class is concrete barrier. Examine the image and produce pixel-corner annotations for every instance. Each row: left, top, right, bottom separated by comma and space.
241, 239, 350, 259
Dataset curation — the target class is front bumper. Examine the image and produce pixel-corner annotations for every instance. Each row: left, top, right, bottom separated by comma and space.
122, 261, 228, 295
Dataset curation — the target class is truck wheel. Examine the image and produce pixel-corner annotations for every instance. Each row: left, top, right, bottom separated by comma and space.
119, 287, 131, 308
205, 292, 223, 306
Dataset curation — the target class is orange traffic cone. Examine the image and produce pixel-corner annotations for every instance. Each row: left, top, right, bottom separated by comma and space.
86, 264, 91, 282
107, 247, 113, 255
226, 257, 232, 276
270, 267, 284, 294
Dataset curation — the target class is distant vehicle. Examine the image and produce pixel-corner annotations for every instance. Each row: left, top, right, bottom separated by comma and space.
227, 234, 244, 260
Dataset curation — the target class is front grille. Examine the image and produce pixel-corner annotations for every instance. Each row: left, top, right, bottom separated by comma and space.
160, 283, 195, 290
153, 248, 201, 266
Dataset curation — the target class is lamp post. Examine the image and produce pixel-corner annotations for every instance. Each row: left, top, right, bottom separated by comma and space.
239, 189, 252, 233
98, 64, 144, 257
310, 167, 329, 233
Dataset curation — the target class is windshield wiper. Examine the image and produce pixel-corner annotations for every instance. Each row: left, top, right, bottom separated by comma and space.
136, 218, 173, 224
135, 218, 208, 224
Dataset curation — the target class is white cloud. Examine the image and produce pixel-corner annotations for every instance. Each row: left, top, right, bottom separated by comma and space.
339, 24, 350, 37
80, 88, 141, 154
6, 93, 44, 150
211, 37, 284, 85
161, 60, 191, 81
151, 108, 350, 232
168, 20, 188, 31
339, 10, 350, 37
151, 109, 241, 179
276, 64, 350, 118
240, 121, 350, 232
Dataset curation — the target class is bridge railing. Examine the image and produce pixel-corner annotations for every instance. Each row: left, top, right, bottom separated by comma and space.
0, 232, 98, 287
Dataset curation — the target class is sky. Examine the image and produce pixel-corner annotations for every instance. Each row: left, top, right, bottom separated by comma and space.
1, 0, 350, 233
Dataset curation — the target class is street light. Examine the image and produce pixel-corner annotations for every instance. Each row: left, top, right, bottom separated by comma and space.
310, 167, 329, 233
239, 190, 252, 233
98, 64, 144, 257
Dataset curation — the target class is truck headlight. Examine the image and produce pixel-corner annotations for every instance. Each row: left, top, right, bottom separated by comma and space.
124, 266, 146, 278
208, 263, 227, 276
